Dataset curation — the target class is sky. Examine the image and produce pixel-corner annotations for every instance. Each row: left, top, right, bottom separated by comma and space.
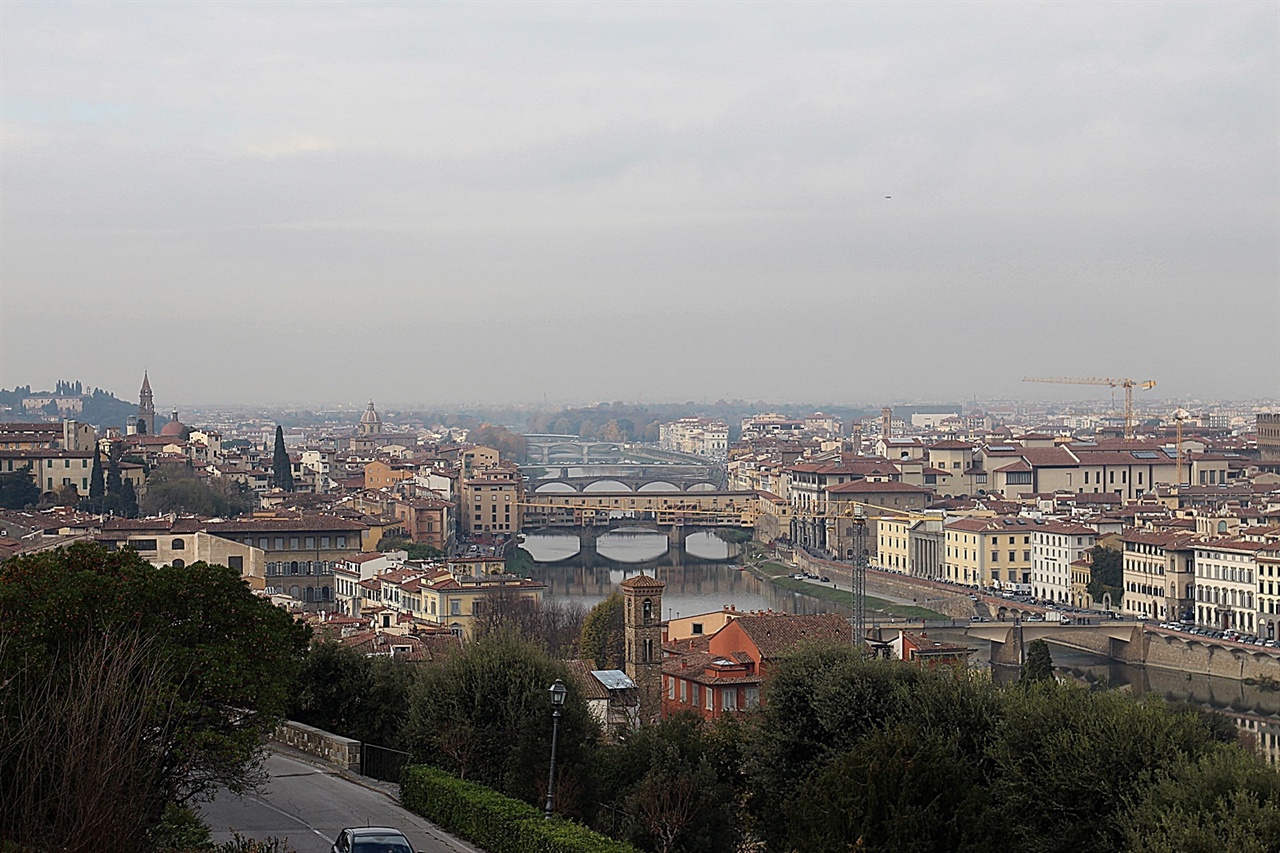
1, 1, 1276, 408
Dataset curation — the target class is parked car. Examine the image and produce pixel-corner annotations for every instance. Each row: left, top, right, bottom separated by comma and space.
331, 827, 415, 853
820, 576, 831, 583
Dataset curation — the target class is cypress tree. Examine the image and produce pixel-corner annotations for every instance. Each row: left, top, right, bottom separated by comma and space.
118, 478, 138, 518
88, 447, 105, 500
106, 453, 122, 497
272, 426, 294, 492
1021, 639, 1054, 684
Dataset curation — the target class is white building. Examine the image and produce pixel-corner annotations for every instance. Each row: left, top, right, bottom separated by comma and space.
1193, 539, 1267, 634
659, 418, 729, 458
1030, 521, 1097, 604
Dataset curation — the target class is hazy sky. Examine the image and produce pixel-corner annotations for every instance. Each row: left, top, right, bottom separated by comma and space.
2, 1, 1276, 407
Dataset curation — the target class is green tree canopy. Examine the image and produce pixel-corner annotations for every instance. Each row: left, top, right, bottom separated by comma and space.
1088, 545, 1124, 608
402, 635, 599, 815
0, 543, 311, 847
580, 592, 626, 671
0, 463, 40, 509
140, 467, 253, 517
1021, 638, 1054, 683
272, 425, 294, 492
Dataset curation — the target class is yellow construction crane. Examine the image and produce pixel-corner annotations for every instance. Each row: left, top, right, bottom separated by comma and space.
1171, 408, 1201, 487
1023, 376, 1157, 440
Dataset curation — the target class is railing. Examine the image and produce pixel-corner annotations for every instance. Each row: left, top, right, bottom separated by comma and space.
361, 742, 410, 783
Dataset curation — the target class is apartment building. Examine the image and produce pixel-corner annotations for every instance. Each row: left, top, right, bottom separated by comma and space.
460, 465, 522, 536
206, 513, 367, 608
1120, 530, 1197, 622
945, 517, 1035, 589
660, 418, 729, 458
1193, 538, 1267, 633
1030, 521, 1098, 604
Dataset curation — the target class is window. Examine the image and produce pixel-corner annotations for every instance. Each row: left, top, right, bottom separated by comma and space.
274, 537, 284, 550
171, 559, 185, 569
321, 536, 330, 548
668, 677, 675, 700
227, 556, 243, 572
722, 689, 737, 711
305, 536, 314, 548
290, 537, 300, 549
337, 536, 347, 548
131, 539, 158, 552
171, 538, 184, 550
451, 599, 460, 616
706, 687, 713, 710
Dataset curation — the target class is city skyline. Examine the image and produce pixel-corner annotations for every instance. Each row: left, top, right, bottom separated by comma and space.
2, 2, 1276, 404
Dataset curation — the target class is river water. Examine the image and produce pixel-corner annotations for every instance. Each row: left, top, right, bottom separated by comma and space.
524, 531, 1280, 763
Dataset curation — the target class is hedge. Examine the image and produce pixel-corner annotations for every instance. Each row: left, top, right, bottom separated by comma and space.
400, 765, 640, 853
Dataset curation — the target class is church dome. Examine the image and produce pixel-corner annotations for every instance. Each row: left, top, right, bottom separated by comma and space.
360, 401, 381, 426
160, 410, 187, 437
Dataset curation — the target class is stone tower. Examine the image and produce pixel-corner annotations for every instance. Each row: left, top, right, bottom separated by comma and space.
621, 573, 665, 723
137, 372, 156, 436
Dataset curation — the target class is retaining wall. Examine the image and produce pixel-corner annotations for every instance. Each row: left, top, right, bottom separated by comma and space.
273, 720, 361, 772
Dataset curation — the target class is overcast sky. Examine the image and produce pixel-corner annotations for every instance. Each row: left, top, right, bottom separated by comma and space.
2, 1, 1276, 408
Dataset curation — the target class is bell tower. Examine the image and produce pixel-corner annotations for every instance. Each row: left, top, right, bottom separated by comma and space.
137, 371, 156, 436
621, 573, 665, 723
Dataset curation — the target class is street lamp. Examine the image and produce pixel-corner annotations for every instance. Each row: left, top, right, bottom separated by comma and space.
544, 678, 568, 819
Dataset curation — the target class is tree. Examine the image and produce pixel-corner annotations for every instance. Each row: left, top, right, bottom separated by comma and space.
1087, 545, 1123, 608
402, 635, 599, 814
117, 476, 139, 517
0, 464, 41, 509
1021, 639, 1053, 684
141, 468, 251, 517
290, 641, 373, 740
0, 543, 311, 845
88, 446, 105, 500
593, 714, 743, 853
580, 592, 626, 670
272, 425, 294, 492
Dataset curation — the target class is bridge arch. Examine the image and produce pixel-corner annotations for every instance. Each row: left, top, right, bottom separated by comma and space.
583, 480, 633, 492
637, 481, 681, 492
688, 482, 719, 491
535, 482, 578, 493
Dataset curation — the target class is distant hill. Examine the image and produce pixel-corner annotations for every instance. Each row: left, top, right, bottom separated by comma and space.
0, 382, 138, 431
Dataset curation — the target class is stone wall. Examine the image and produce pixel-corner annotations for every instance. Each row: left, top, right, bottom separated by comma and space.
785, 547, 977, 619
273, 721, 361, 772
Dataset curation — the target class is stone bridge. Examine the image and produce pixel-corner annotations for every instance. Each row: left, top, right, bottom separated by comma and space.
523, 462, 726, 493
523, 434, 624, 464
520, 491, 757, 532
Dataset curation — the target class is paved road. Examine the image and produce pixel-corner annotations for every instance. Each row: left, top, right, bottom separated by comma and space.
199, 752, 481, 853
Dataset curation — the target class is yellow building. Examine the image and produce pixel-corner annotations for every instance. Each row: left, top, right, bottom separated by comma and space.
461, 466, 522, 536
945, 517, 1034, 590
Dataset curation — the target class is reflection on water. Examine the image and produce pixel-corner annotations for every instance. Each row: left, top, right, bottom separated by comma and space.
524, 532, 847, 622
523, 531, 732, 563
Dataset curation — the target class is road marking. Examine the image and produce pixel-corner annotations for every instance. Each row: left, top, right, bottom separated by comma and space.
242, 794, 334, 845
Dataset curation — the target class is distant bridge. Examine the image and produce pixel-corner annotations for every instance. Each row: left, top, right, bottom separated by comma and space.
523, 462, 726, 493
520, 491, 758, 532
523, 434, 624, 464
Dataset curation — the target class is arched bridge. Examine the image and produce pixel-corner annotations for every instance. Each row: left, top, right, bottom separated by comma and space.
523, 434, 624, 464
520, 490, 758, 531
523, 462, 726, 493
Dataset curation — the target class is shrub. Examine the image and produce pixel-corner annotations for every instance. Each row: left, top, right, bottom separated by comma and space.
401, 765, 638, 853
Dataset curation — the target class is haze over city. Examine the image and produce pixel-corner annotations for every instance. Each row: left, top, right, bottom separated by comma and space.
2, 1, 1276, 406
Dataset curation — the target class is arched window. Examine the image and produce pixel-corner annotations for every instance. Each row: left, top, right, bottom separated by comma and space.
171, 538, 185, 550
305, 586, 314, 602
644, 638, 654, 661
1218, 521, 1228, 534
290, 561, 299, 575
172, 558, 185, 569
642, 598, 653, 623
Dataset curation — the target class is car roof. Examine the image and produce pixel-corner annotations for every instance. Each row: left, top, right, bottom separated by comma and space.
347, 827, 407, 836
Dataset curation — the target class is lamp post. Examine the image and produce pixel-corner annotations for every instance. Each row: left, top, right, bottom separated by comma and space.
544, 678, 568, 819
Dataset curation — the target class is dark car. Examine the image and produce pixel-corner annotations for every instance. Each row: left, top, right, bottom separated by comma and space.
331, 827, 415, 853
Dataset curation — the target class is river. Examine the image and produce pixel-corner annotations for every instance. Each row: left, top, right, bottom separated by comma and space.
523, 531, 1280, 763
